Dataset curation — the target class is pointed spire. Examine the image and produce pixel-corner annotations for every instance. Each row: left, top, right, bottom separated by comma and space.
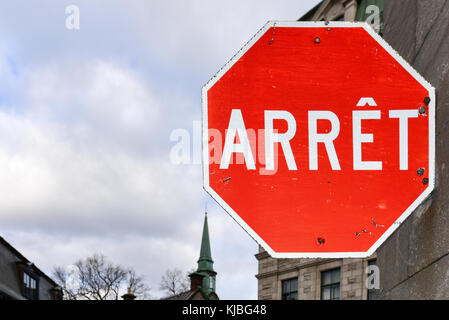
197, 213, 215, 274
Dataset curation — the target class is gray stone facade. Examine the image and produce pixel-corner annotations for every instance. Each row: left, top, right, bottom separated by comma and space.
256, 246, 376, 300
376, 0, 449, 299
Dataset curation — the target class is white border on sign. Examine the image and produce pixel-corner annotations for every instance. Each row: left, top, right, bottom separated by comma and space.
202, 21, 436, 259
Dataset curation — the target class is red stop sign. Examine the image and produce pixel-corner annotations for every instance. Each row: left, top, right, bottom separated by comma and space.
202, 22, 435, 258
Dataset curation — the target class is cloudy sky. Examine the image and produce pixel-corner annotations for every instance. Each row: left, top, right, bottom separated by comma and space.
0, 0, 320, 299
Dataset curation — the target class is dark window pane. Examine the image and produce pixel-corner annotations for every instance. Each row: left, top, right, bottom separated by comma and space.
331, 269, 340, 283
321, 268, 340, 300
355, 0, 384, 35
22, 272, 39, 300
281, 278, 298, 300
332, 285, 340, 300
322, 270, 332, 285
322, 287, 330, 300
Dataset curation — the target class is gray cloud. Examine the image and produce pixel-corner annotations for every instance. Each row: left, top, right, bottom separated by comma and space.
0, 0, 320, 299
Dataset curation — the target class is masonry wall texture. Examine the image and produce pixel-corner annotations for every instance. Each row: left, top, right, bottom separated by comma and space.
377, 0, 449, 299
256, 246, 376, 300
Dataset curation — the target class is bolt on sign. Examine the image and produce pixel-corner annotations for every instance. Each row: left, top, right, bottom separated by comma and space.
202, 22, 435, 258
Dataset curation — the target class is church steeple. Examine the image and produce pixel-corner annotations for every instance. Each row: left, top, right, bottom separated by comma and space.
188, 212, 217, 299
197, 213, 215, 274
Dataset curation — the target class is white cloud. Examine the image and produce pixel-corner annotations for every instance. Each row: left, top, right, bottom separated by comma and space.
0, 56, 207, 298
24, 60, 161, 145
0, 1, 321, 300
0, 53, 233, 298
120, 0, 322, 76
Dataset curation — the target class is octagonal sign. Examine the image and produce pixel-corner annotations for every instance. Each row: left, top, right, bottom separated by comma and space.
202, 22, 435, 258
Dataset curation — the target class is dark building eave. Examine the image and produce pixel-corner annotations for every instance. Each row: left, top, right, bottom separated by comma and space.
0, 236, 58, 287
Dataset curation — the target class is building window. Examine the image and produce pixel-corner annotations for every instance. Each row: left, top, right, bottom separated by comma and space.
367, 260, 378, 300
355, 0, 384, 35
209, 277, 214, 290
23, 272, 38, 300
321, 268, 340, 300
281, 278, 298, 300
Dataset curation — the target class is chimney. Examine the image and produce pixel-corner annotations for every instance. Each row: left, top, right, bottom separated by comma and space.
50, 286, 63, 300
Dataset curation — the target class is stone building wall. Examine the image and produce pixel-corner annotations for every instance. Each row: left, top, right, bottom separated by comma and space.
256, 246, 376, 300
376, 0, 449, 299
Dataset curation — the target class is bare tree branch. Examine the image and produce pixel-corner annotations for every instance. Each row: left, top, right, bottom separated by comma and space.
159, 268, 190, 296
52, 253, 152, 300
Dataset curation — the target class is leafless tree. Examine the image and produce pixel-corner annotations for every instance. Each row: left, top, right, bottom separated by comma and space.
159, 268, 192, 296
53, 253, 152, 300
